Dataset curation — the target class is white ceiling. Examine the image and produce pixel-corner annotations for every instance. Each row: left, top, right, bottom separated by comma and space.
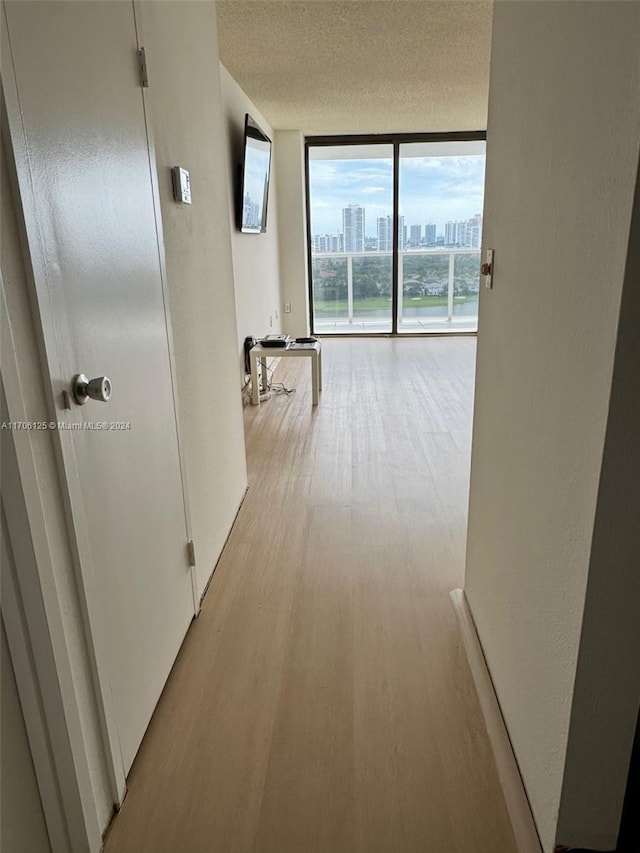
216, 0, 493, 135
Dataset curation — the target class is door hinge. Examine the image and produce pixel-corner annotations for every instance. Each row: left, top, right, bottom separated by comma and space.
187, 540, 196, 568
137, 47, 149, 88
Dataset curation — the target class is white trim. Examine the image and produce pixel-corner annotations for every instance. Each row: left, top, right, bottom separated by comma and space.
449, 589, 543, 853
1, 283, 103, 852
132, 0, 200, 613
1, 528, 68, 853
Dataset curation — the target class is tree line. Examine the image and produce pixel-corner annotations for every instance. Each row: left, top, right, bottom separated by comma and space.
312, 253, 481, 301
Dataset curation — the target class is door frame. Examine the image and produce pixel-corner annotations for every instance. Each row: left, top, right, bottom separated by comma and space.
1, 281, 103, 853
304, 130, 487, 336
132, 0, 200, 618
1, 0, 198, 842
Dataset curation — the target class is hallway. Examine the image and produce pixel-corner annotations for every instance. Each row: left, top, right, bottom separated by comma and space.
104, 337, 516, 853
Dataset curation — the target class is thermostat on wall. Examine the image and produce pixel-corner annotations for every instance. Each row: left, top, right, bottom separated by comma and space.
171, 166, 191, 204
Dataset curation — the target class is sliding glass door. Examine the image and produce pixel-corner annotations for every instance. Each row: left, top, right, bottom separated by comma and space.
308, 145, 394, 333
397, 140, 485, 332
306, 135, 486, 335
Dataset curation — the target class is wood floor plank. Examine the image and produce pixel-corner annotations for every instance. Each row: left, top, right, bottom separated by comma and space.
103, 337, 517, 853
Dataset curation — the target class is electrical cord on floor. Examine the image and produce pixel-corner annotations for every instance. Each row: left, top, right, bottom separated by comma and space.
266, 364, 296, 396
268, 382, 296, 396
240, 376, 252, 408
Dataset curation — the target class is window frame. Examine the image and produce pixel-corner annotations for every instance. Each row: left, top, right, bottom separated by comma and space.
304, 131, 487, 336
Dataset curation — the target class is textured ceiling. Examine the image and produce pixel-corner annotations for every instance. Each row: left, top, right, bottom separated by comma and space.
216, 1, 493, 134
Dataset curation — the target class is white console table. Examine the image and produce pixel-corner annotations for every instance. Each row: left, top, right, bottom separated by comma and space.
249, 341, 322, 406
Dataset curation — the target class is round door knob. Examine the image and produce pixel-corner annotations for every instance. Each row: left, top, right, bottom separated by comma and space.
72, 374, 112, 405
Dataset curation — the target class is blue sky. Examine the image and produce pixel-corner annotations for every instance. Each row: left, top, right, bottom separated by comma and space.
309, 155, 486, 237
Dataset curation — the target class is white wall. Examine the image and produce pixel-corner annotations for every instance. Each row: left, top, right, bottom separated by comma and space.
556, 149, 640, 850
220, 64, 283, 377
275, 131, 310, 338
141, 1, 248, 595
1, 619, 52, 853
465, 2, 640, 851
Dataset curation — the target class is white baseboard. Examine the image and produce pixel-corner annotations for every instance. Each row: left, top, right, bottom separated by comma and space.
450, 589, 543, 853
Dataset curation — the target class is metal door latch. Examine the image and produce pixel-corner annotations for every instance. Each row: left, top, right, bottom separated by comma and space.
481, 248, 494, 289
71, 374, 112, 405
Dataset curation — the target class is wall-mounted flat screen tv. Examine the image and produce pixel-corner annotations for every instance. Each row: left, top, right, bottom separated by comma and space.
239, 114, 272, 233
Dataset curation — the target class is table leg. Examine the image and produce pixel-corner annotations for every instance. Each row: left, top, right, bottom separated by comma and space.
311, 352, 319, 405
250, 352, 260, 405
318, 347, 322, 392
260, 357, 268, 394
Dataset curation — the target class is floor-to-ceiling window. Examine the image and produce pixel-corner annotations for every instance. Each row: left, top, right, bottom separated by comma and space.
397, 140, 485, 333
307, 144, 394, 333
306, 134, 486, 335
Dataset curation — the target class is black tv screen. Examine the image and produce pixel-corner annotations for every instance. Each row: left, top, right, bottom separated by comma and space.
239, 114, 272, 233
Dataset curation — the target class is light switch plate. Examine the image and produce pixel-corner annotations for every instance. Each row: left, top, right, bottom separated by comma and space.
171, 166, 192, 204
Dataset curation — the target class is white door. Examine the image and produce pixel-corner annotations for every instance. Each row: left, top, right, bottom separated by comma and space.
3, 1, 195, 773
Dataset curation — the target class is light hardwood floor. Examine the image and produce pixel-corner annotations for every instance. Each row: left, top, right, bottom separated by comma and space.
104, 337, 517, 853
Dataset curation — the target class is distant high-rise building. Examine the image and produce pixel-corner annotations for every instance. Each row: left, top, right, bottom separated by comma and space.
444, 221, 458, 246
470, 213, 483, 249
343, 205, 365, 253
410, 224, 422, 245
425, 223, 437, 245
398, 216, 406, 251
377, 215, 392, 252
313, 232, 345, 253
445, 215, 483, 247
377, 215, 406, 251
331, 233, 345, 253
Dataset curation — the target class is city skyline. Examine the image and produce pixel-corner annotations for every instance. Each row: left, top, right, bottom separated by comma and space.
308, 153, 486, 237
313, 205, 482, 253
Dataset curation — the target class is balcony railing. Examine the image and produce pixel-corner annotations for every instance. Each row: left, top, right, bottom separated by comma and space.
310, 248, 480, 330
